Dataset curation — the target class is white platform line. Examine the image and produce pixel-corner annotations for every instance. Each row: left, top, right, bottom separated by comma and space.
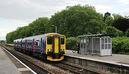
3, 47, 37, 74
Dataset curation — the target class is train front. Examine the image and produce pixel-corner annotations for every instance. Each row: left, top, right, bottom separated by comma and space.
46, 33, 66, 61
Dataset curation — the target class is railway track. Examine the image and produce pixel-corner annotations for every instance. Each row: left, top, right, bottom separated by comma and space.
1, 45, 70, 74
52, 62, 84, 74
3, 44, 97, 74
50, 60, 98, 74
4, 44, 129, 74
1, 45, 48, 74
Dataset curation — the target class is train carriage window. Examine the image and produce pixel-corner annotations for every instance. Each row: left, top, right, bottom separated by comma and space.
36, 42, 38, 46
47, 36, 52, 44
60, 36, 64, 44
35, 40, 40, 46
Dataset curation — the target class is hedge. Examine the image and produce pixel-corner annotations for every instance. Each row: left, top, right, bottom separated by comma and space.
106, 26, 123, 37
66, 37, 78, 50
112, 37, 129, 54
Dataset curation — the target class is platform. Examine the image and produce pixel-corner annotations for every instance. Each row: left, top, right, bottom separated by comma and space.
0, 47, 20, 74
65, 50, 129, 65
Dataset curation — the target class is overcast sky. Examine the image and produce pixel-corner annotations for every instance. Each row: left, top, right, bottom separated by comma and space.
0, 0, 129, 40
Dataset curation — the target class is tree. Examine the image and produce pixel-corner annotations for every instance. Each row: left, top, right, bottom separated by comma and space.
112, 14, 123, 20
66, 37, 78, 50
6, 17, 49, 43
106, 26, 123, 37
18, 26, 33, 38
6, 5, 127, 43
112, 18, 129, 32
125, 29, 129, 37
6, 31, 16, 43
29, 17, 49, 35
49, 5, 105, 37
103, 12, 111, 22
105, 16, 114, 26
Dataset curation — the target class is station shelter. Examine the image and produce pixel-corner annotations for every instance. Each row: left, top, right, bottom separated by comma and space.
78, 34, 112, 56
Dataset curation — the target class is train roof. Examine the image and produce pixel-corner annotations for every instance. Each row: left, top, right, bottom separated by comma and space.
14, 38, 22, 42
14, 33, 64, 41
22, 34, 45, 40
22, 33, 62, 39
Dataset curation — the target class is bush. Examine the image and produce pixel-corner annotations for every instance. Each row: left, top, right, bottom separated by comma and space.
125, 29, 129, 37
66, 37, 78, 50
112, 37, 129, 54
106, 26, 123, 37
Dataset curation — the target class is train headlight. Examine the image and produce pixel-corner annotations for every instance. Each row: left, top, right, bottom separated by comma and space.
62, 49, 64, 51
48, 49, 52, 52
60, 49, 65, 54
60, 49, 64, 52
48, 49, 50, 52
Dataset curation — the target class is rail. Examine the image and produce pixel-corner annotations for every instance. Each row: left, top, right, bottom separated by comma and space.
1, 45, 70, 74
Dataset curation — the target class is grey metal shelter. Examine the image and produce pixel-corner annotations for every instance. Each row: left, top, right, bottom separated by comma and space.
78, 34, 112, 56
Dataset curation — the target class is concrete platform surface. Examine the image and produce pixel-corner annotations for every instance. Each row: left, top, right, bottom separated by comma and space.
0, 47, 20, 74
66, 50, 129, 65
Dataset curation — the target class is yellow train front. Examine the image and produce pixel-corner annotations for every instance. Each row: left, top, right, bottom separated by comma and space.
46, 33, 66, 61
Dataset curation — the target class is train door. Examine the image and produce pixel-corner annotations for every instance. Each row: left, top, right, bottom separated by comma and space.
53, 36, 60, 53
41, 38, 46, 54
25, 40, 27, 50
32, 39, 35, 53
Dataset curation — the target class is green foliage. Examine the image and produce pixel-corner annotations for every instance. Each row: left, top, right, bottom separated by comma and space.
6, 5, 106, 43
29, 17, 49, 35
105, 16, 114, 26
112, 37, 129, 54
112, 17, 129, 32
0, 40, 5, 44
125, 29, 129, 37
66, 37, 78, 50
6, 17, 49, 43
49, 5, 105, 37
106, 26, 123, 37
112, 14, 123, 20
6, 31, 16, 43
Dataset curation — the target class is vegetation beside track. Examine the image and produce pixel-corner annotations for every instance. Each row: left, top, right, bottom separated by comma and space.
112, 37, 129, 54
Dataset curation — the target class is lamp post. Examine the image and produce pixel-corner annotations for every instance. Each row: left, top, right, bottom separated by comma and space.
52, 25, 57, 33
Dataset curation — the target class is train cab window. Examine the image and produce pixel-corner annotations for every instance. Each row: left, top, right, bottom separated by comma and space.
60, 36, 64, 44
47, 36, 53, 44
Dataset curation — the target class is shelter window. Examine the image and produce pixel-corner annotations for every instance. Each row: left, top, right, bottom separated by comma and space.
101, 37, 111, 50
80, 39, 83, 48
84, 39, 86, 43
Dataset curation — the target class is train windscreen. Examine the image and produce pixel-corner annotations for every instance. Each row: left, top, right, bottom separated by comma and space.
60, 36, 64, 44
47, 36, 53, 44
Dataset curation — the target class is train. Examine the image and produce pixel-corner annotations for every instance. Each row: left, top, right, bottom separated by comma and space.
14, 33, 66, 61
